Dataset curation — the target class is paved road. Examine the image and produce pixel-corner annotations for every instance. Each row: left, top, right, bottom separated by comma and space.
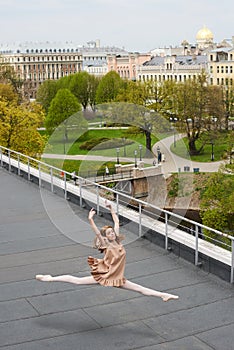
0, 167, 233, 350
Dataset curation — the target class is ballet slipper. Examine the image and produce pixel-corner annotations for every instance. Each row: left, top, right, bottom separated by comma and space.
36, 274, 53, 282
161, 293, 179, 302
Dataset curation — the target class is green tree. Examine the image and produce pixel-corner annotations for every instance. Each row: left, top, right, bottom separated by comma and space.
0, 58, 22, 96
200, 171, 234, 238
0, 83, 19, 103
36, 80, 58, 113
0, 100, 45, 156
175, 73, 225, 155
69, 71, 99, 110
96, 71, 124, 104
45, 88, 82, 140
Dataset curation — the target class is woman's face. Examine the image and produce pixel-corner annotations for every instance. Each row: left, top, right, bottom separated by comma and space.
105, 227, 116, 241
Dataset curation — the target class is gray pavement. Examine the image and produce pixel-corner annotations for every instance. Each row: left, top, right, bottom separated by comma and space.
152, 135, 226, 175
0, 167, 234, 350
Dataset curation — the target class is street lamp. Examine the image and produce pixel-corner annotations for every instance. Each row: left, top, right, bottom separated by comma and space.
211, 142, 214, 161
122, 137, 126, 156
116, 148, 120, 164
139, 145, 142, 161
134, 150, 137, 168
174, 130, 176, 148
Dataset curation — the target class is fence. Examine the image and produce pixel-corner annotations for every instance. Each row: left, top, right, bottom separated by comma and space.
0, 145, 233, 283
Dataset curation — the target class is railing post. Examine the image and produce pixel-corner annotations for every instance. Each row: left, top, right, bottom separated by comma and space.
231, 239, 234, 284
79, 178, 83, 207
96, 185, 100, 215
38, 163, 41, 187
50, 167, 54, 192
27, 158, 30, 181
139, 203, 142, 237
8, 150, 11, 172
64, 172, 67, 199
165, 212, 168, 250
195, 225, 199, 266
116, 193, 119, 215
17, 154, 20, 175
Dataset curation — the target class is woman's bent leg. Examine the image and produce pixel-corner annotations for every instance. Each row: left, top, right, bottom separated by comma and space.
36, 274, 98, 285
121, 280, 179, 302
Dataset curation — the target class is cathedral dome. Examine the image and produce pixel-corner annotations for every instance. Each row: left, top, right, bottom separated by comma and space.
196, 25, 213, 41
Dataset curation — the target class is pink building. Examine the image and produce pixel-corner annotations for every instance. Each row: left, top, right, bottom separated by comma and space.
107, 53, 151, 80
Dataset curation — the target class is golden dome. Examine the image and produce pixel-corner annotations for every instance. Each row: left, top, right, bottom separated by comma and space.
196, 25, 213, 41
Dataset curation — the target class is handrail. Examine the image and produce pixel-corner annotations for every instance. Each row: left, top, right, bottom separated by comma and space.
0, 145, 233, 283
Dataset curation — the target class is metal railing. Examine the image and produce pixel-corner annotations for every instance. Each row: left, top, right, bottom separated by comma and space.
0, 145, 233, 283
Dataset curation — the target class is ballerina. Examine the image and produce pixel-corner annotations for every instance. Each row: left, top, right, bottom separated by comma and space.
36, 201, 179, 302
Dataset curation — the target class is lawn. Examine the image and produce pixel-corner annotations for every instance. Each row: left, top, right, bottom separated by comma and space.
170, 132, 231, 162
43, 128, 158, 159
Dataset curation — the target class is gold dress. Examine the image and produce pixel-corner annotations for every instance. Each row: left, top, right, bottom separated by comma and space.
88, 243, 126, 287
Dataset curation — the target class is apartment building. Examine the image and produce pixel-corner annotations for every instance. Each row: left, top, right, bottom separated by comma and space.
208, 46, 234, 86
137, 54, 208, 83
0, 40, 127, 98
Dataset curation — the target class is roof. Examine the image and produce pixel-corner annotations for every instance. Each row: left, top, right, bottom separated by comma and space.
143, 55, 207, 66
1, 167, 234, 349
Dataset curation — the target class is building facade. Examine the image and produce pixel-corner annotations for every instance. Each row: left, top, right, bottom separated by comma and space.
1, 29, 234, 100
208, 47, 234, 86
107, 52, 151, 80
0, 40, 127, 98
137, 55, 208, 83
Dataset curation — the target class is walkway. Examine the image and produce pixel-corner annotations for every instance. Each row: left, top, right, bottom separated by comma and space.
42, 135, 225, 175
0, 167, 233, 350
152, 135, 226, 175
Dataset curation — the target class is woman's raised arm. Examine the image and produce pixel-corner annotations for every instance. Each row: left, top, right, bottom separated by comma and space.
105, 200, 119, 235
88, 208, 106, 246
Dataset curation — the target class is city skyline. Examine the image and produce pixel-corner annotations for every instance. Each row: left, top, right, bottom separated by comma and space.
0, 0, 233, 52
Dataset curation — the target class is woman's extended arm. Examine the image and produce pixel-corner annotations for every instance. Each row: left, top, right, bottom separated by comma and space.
88, 208, 106, 246
105, 200, 119, 235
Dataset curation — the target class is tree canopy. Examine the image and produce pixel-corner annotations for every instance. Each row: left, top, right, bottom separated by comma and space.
95, 71, 124, 104
0, 100, 45, 156
200, 171, 234, 237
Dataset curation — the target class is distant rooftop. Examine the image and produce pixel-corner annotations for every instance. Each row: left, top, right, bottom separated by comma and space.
143, 55, 207, 66
0, 40, 127, 55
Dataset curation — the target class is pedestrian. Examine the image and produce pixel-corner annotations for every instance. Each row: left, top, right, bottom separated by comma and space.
71, 171, 77, 184
36, 201, 179, 302
158, 151, 162, 163
105, 166, 109, 176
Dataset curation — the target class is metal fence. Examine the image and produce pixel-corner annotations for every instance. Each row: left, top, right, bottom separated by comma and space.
0, 145, 233, 283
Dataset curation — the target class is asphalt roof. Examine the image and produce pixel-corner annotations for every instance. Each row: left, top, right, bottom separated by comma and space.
0, 167, 233, 350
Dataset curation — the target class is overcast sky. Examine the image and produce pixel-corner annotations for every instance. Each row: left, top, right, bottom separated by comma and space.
0, 0, 233, 52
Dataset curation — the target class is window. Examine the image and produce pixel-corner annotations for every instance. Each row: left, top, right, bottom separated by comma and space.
217, 66, 219, 73
226, 66, 228, 73
210, 66, 213, 73
221, 66, 224, 73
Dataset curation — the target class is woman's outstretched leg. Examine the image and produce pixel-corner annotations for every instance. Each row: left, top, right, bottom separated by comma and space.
36, 274, 98, 285
121, 280, 179, 302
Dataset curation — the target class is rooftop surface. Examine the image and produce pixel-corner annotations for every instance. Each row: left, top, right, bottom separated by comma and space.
0, 167, 233, 350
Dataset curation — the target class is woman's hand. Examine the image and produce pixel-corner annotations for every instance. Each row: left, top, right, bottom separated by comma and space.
88, 208, 96, 220
105, 200, 112, 210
